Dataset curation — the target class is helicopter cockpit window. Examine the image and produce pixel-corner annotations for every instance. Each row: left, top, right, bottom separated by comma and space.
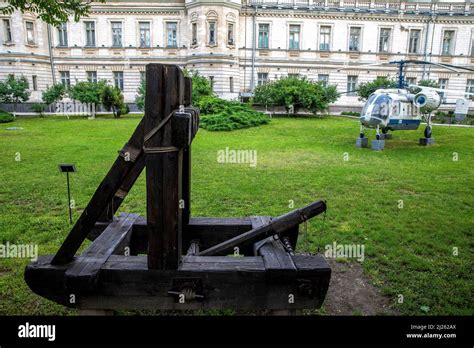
371, 95, 391, 120
361, 94, 377, 115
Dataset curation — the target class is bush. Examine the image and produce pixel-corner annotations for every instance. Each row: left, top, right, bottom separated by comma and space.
340, 111, 360, 116
0, 111, 15, 123
197, 96, 269, 131
31, 103, 46, 116
254, 76, 338, 114
42, 83, 66, 106
357, 77, 398, 101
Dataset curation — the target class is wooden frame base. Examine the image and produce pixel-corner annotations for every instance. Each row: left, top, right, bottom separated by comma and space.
25, 213, 331, 311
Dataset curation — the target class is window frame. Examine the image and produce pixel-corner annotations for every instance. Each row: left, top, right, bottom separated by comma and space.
408, 28, 422, 54
441, 28, 456, 56
60, 71, 71, 88
165, 21, 178, 48
111, 21, 123, 48
25, 20, 36, 45
138, 21, 151, 48
257, 72, 269, 86
87, 71, 98, 83
318, 25, 332, 51
57, 22, 68, 47
3, 18, 12, 43
227, 22, 235, 46
348, 26, 362, 52
84, 20, 96, 47
113, 71, 124, 91
258, 23, 270, 49
378, 27, 392, 53
347, 75, 358, 96
288, 24, 301, 50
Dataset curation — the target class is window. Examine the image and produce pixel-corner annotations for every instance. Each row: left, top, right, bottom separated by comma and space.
319, 26, 331, 51
229, 76, 234, 93
192, 22, 197, 45
257, 73, 268, 86
58, 22, 68, 47
208, 21, 216, 45
406, 77, 416, 87
32, 75, 37, 91
289, 25, 300, 50
347, 75, 358, 95
209, 76, 214, 89
87, 71, 97, 83
408, 29, 421, 54
227, 23, 234, 45
258, 24, 269, 49
466, 80, 474, 100
111, 22, 123, 47
85, 21, 96, 47
139, 22, 150, 48
442, 30, 455, 55
166, 22, 177, 47
318, 74, 329, 86
349, 27, 361, 51
140, 71, 145, 82
378, 28, 391, 53
114, 71, 124, 90
3, 19, 12, 43
25, 21, 35, 44
60, 71, 70, 88
438, 78, 448, 99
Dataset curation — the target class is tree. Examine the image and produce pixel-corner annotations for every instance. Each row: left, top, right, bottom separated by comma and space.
356, 77, 397, 101
135, 79, 145, 111
189, 71, 214, 103
0, 74, 30, 116
254, 76, 338, 114
42, 83, 66, 107
102, 85, 127, 118
0, 0, 106, 27
69, 80, 106, 117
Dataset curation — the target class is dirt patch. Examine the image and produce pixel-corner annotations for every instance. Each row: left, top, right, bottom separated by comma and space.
323, 259, 397, 315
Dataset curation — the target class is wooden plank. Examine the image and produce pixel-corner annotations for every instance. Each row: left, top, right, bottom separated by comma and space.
51, 118, 146, 265
89, 217, 255, 254
65, 213, 139, 292
145, 64, 183, 269
198, 201, 327, 256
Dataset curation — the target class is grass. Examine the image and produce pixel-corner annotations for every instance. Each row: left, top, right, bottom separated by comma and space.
0, 114, 472, 315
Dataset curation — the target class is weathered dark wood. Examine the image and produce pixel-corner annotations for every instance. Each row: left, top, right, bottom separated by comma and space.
89, 217, 253, 253
65, 213, 139, 293
198, 201, 327, 256
51, 118, 146, 265
145, 64, 183, 269
26, 254, 330, 310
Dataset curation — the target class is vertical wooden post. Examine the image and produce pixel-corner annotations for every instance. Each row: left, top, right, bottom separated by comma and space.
182, 77, 193, 226
145, 64, 183, 270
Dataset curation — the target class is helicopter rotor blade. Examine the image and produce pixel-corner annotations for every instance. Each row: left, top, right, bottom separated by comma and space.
409, 84, 474, 97
397, 60, 474, 73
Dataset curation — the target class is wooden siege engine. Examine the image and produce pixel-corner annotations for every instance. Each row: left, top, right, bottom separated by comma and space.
25, 64, 331, 312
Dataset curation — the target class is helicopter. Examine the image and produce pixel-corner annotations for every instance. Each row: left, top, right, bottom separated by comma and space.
343, 60, 474, 147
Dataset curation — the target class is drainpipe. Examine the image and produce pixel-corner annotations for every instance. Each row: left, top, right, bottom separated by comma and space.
427, 15, 436, 78
47, 24, 56, 85
250, 5, 257, 92
422, 16, 431, 80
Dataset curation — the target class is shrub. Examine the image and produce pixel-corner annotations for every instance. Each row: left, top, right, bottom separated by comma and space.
102, 85, 127, 118
0, 111, 15, 123
31, 103, 46, 116
198, 97, 269, 131
254, 76, 338, 114
0, 74, 30, 115
340, 111, 360, 116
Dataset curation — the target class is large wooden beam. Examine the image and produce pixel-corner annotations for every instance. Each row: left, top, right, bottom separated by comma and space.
145, 64, 183, 269
51, 119, 146, 265
65, 213, 139, 293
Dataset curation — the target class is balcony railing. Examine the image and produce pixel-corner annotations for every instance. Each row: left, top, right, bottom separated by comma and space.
245, 0, 471, 15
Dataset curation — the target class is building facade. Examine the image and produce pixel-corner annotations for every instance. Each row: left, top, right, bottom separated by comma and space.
0, 0, 473, 111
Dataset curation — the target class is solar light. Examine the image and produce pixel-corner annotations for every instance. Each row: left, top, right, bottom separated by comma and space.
58, 164, 77, 224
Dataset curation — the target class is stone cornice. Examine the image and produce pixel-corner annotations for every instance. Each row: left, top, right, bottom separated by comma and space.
241, 9, 474, 24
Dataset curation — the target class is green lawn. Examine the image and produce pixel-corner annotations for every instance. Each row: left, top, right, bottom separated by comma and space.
0, 115, 472, 315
